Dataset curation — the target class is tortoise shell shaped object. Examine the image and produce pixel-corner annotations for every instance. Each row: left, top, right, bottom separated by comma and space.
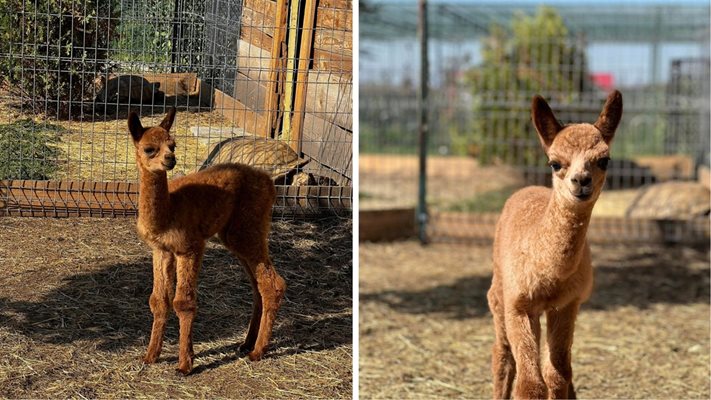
199, 136, 309, 184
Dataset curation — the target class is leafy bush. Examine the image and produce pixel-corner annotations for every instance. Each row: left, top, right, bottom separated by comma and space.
460, 6, 591, 165
0, 120, 65, 180
0, 0, 119, 117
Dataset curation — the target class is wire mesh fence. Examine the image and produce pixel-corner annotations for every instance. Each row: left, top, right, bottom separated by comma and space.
0, 0, 352, 218
360, 0, 710, 243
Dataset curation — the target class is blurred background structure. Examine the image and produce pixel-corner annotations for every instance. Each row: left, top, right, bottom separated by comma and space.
360, 0, 710, 243
0, 0, 352, 218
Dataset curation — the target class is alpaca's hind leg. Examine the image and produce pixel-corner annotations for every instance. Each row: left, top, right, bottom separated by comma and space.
544, 302, 579, 399
488, 286, 515, 399
221, 224, 286, 361
173, 249, 203, 375
143, 249, 176, 364
249, 252, 286, 360
235, 255, 262, 354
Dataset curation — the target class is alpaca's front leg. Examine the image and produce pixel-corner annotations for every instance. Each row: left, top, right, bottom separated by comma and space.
173, 250, 203, 375
505, 310, 547, 399
544, 302, 579, 399
143, 249, 176, 364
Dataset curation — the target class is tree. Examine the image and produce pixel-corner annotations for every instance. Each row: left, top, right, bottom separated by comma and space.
0, 0, 119, 118
458, 6, 591, 165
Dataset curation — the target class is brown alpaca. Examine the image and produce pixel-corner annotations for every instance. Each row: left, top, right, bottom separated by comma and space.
128, 108, 286, 375
487, 91, 623, 399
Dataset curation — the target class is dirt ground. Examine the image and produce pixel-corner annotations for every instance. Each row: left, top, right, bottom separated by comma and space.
0, 216, 352, 399
359, 240, 710, 399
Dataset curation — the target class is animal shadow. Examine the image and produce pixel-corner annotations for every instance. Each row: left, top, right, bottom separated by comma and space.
360, 245, 709, 319
0, 218, 352, 371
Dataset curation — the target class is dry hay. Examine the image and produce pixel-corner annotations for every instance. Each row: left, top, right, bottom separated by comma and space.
0, 99, 232, 182
360, 240, 710, 399
0, 216, 352, 399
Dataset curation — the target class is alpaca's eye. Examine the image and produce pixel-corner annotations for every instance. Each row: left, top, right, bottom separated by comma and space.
168, 144, 175, 152
597, 157, 610, 171
144, 147, 156, 155
549, 161, 562, 172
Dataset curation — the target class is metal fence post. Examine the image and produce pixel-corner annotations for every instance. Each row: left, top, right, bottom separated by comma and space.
417, 0, 429, 244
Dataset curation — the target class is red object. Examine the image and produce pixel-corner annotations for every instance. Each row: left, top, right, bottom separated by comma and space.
591, 73, 614, 91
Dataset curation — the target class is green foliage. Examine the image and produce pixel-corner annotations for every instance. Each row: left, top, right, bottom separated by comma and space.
0, 0, 119, 117
0, 120, 65, 180
445, 186, 518, 213
460, 6, 589, 165
114, 0, 173, 67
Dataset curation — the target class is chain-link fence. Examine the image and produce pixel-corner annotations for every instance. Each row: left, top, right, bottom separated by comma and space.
0, 0, 352, 218
361, 1, 709, 243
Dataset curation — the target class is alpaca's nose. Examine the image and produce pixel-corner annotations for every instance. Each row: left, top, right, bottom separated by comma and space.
571, 173, 592, 187
163, 154, 176, 169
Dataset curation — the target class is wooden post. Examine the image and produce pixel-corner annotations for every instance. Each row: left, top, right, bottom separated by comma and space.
281, 0, 302, 142
289, 0, 317, 154
264, 0, 289, 138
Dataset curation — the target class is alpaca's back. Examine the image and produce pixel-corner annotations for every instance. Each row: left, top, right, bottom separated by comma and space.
166, 163, 275, 239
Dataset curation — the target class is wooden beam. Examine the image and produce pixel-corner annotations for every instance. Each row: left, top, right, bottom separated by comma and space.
264, 0, 288, 138
0, 179, 352, 217
281, 0, 302, 141
290, 0, 318, 153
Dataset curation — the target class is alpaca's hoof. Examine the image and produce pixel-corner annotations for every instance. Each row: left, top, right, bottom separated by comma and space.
239, 342, 254, 355
247, 350, 263, 361
142, 353, 158, 364
175, 363, 193, 376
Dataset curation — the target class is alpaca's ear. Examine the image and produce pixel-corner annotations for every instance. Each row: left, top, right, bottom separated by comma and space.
159, 107, 176, 132
128, 112, 145, 142
531, 95, 563, 153
594, 90, 623, 144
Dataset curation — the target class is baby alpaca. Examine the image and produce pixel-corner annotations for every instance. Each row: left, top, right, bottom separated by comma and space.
129, 108, 286, 375
487, 91, 623, 399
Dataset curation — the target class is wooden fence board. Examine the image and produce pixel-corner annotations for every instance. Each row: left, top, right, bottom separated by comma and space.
0, 180, 351, 217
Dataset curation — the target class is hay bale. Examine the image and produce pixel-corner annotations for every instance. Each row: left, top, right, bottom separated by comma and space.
626, 181, 710, 219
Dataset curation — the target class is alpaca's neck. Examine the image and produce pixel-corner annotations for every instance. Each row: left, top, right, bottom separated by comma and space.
537, 190, 595, 275
138, 166, 170, 232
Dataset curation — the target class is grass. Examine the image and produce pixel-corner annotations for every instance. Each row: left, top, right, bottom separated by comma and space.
443, 186, 518, 213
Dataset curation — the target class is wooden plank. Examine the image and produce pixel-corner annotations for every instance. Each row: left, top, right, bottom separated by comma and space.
264, 0, 288, 138
428, 211, 710, 245
242, 0, 277, 31
237, 39, 272, 83
360, 208, 416, 242
305, 71, 352, 130
281, 0, 302, 141
312, 48, 352, 73
240, 26, 274, 53
233, 72, 269, 113
141, 73, 198, 96
0, 179, 352, 217
315, 4, 352, 31
212, 87, 268, 136
318, 0, 352, 9
314, 29, 352, 52
300, 111, 352, 183
290, 0, 318, 153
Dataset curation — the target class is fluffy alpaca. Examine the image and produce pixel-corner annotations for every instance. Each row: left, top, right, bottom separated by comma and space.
487, 91, 623, 399
129, 108, 286, 375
